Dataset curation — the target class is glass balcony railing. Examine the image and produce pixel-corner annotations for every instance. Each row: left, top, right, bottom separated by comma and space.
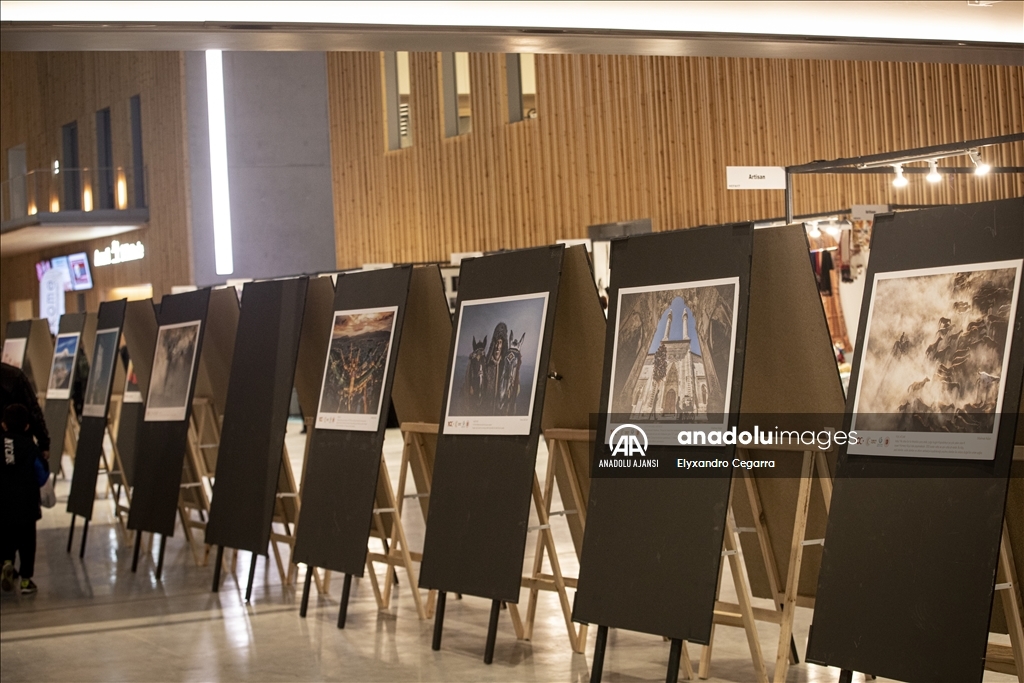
1, 166, 147, 225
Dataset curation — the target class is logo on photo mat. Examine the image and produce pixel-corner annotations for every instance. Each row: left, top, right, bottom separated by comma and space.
608, 424, 648, 457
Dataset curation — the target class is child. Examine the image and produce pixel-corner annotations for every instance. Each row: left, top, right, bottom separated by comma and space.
2, 403, 46, 595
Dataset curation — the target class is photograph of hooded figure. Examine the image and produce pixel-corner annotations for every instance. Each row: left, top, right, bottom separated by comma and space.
444, 292, 548, 435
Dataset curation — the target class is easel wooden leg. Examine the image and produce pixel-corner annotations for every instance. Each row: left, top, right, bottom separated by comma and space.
67, 515, 76, 553
838, 670, 853, 683
432, 591, 447, 650
998, 522, 1024, 679
814, 451, 833, 513
484, 599, 501, 664
724, 507, 768, 683
771, 453, 814, 683
519, 434, 589, 652
698, 628, 714, 680
365, 431, 434, 619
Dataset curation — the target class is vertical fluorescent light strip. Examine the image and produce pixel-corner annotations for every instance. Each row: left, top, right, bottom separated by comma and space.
206, 49, 234, 275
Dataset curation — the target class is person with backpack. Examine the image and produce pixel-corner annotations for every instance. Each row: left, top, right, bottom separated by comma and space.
1, 403, 47, 595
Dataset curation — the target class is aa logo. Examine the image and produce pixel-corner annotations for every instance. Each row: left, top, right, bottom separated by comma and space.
608, 424, 648, 457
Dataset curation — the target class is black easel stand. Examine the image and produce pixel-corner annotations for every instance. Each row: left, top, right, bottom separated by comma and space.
155, 534, 167, 580
838, 670, 853, 683
666, 638, 684, 683
131, 530, 143, 572
590, 625, 608, 683
337, 573, 353, 629
432, 591, 447, 650
66, 515, 75, 553
78, 519, 89, 558
483, 599, 501, 664
244, 552, 258, 602
300, 566, 313, 618
211, 545, 224, 592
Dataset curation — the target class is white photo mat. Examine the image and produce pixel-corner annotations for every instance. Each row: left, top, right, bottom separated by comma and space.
2, 337, 28, 369
850, 259, 1022, 460
46, 332, 81, 400
315, 306, 399, 432
145, 320, 202, 422
443, 292, 549, 436
82, 328, 120, 418
605, 277, 741, 447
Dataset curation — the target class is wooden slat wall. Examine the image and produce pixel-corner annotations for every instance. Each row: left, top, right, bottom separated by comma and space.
326, 53, 1024, 268
0, 52, 192, 331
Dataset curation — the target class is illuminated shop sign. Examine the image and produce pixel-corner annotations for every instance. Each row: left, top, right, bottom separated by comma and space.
94, 239, 145, 267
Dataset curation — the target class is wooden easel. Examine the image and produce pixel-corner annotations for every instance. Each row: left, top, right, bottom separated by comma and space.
365, 421, 437, 619
211, 417, 317, 593
700, 446, 834, 683
985, 444, 1024, 679
176, 397, 219, 566
268, 433, 304, 587
287, 418, 331, 594
61, 403, 81, 469
986, 522, 1024, 678
506, 428, 590, 653
101, 419, 133, 542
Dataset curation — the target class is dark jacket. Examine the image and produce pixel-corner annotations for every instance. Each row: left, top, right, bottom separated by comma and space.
2, 431, 45, 522
0, 362, 51, 453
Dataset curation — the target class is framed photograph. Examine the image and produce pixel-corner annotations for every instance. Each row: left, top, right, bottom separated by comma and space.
145, 320, 202, 422
122, 360, 143, 404
2, 337, 27, 369
46, 332, 81, 400
850, 259, 1022, 460
605, 278, 741, 447
82, 328, 120, 418
443, 292, 549, 435
315, 306, 398, 431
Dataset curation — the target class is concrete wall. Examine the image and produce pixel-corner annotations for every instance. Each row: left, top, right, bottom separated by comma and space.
186, 51, 336, 287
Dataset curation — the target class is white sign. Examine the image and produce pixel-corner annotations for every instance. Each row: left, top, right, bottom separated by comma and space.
726, 166, 786, 190
39, 267, 69, 335
94, 239, 145, 267
851, 204, 888, 222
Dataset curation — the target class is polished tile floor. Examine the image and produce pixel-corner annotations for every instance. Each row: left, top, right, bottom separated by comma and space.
1, 421, 1016, 682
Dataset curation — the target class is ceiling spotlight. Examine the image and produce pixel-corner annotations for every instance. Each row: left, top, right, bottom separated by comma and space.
808, 221, 822, 238
926, 159, 942, 183
970, 150, 991, 175
892, 164, 908, 188
825, 222, 841, 237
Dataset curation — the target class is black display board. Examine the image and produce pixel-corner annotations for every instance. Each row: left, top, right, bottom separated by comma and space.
67, 299, 127, 519
127, 289, 211, 536
205, 278, 310, 554
3, 319, 53, 394
418, 245, 565, 602
806, 198, 1024, 682
572, 224, 754, 642
115, 300, 159, 487
293, 266, 414, 573
42, 313, 88, 453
